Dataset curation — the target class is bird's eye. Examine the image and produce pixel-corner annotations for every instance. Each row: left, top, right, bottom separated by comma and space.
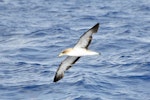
62, 51, 66, 53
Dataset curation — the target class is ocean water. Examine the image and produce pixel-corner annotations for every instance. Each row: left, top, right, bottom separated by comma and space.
0, 0, 150, 100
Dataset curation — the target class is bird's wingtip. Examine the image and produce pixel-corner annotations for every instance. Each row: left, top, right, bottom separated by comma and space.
53, 72, 64, 82
91, 23, 99, 33
95, 23, 99, 26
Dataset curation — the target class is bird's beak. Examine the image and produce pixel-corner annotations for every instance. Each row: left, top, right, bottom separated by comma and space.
58, 53, 63, 57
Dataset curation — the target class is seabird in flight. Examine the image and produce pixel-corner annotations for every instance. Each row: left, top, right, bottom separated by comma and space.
53, 23, 100, 82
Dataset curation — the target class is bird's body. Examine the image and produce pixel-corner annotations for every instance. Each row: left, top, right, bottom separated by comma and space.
59, 48, 99, 57
53, 23, 100, 82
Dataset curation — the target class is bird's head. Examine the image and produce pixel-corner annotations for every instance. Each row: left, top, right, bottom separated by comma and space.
58, 48, 73, 57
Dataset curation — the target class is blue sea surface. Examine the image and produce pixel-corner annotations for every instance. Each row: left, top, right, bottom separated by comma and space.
0, 0, 150, 100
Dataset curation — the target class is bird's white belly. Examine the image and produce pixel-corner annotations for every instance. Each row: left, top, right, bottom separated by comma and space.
68, 48, 99, 56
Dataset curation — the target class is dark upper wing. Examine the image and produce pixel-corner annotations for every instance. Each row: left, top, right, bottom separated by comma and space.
53, 56, 80, 82
74, 23, 99, 49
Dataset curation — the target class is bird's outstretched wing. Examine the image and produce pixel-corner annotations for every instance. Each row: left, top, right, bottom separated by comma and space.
74, 23, 99, 49
53, 23, 99, 82
53, 56, 80, 82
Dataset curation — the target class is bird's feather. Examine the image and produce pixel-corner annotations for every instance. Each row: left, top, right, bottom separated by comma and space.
74, 23, 99, 49
53, 56, 80, 82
